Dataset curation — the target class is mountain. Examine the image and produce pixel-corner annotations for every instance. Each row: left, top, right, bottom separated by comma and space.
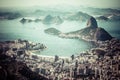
42, 15, 63, 25
94, 28, 113, 41
45, 17, 112, 41
96, 16, 108, 21
0, 12, 21, 20
96, 14, 120, 21
59, 17, 112, 41
79, 7, 120, 15
53, 16, 64, 24
66, 11, 91, 21
107, 14, 120, 21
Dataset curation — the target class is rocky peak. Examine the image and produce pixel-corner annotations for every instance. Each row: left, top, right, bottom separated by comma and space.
94, 28, 112, 41
87, 17, 98, 28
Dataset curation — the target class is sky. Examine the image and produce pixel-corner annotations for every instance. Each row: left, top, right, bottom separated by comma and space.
0, 0, 120, 8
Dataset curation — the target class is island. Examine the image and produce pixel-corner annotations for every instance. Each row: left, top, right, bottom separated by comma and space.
20, 18, 42, 24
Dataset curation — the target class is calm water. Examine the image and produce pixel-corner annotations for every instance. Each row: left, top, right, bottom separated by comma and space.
0, 19, 120, 57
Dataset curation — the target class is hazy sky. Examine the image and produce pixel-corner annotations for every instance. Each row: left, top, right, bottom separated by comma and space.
0, 0, 120, 8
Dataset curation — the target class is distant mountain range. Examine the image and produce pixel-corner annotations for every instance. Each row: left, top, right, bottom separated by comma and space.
79, 7, 120, 15
0, 12, 21, 20
0, 6, 120, 22
66, 11, 91, 21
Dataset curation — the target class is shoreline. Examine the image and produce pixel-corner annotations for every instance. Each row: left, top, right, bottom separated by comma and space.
31, 51, 70, 59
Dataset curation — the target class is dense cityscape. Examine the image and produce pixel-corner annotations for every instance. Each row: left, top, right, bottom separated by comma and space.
0, 37, 120, 80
